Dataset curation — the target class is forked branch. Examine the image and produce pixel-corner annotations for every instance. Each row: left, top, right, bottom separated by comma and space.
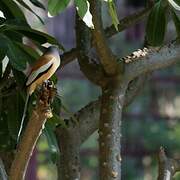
158, 147, 180, 180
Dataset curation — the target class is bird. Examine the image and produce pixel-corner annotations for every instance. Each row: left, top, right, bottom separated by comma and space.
17, 46, 61, 143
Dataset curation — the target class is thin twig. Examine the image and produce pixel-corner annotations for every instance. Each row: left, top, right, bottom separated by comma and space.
105, 6, 153, 38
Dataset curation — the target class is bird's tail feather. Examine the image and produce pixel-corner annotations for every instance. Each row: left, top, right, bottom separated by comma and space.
17, 94, 30, 143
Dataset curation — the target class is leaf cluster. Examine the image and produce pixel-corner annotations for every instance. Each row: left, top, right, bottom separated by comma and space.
0, 0, 62, 152
146, 0, 180, 46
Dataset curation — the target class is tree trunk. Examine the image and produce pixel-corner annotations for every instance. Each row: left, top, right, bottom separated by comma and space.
56, 127, 81, 180
99, 80, 128, 180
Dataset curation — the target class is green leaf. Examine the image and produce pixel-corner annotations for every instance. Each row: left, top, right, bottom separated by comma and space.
52, 96, 61, 115
2, 19, 29, 27
3, 30, 23, 42
50, 74, 58, 84
16, 43, 40, 61
18, 29, 64, 50
146, 1, 167, 46
171, 10, 180, 37
75, 0, 94, 28
15, 0, 44, 24
1, 0, 26, 20
44, 123, 60, 163
2, 36, 28, 71
50, 113, 66, 128
0, 62, 2, 77
75, 0, 88, 18
48, 0, 71, 16
0, 18, 6, 25
108, 0, 119, 31
48, 95, 66, 128
29, 0, 46, 10
0, 23, 64, 50
0, 34, 8, 61
0, 1, 14, 19
0, 98, 15, 150
15, 42, 39, 64
7, 92, 24, 140
12, 69, 26, 89
168, 0, 180, 11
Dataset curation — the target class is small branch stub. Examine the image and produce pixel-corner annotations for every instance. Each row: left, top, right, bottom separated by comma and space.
158, 147, 180, 180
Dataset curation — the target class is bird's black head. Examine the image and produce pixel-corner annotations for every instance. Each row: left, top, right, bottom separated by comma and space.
46, 46, 60, 58
46, 45, 59, 53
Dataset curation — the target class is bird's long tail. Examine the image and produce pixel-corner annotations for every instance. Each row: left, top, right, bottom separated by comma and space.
17, 94, 30, 143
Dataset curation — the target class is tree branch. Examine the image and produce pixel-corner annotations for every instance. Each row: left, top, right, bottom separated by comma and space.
56, 42, 180, 151
124, 42, 180, 81
90, 0, 119, 75
56, 42, 180, 180
158, 147, 180, 180
76, 13, 106, 86
9, 84, 56, 180
56, 74, 148, 144
60, 48, 78, 68
58, 6, 154, 69
105, 6, 153, 38
73, 99, 100, 143
0, 152, 14, 175
125, 74, 149, 105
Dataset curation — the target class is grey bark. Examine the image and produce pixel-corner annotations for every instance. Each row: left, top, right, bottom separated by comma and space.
99, 81, 128, 180
56, 127, 81, 180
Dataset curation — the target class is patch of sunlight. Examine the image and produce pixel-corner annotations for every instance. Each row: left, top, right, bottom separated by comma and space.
159, 95, 180, 118
143, 173, 153, 180
173, 96, 180, 116
159, 98, 175, 117
0, 11, 5, 18
88, 156, 98, 168
37, 164, 57, 180
37, 135, 49, 151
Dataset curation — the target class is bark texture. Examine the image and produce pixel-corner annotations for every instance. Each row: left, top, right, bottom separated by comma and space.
9, 83, 56, 180
56, 127, 81, 180
99, 81, 127, 180
158, 147, 180, 180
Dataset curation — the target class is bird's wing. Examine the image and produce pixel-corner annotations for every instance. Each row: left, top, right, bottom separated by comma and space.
26, 59, 53, 86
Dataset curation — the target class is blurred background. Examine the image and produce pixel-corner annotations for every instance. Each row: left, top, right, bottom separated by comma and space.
24, 0, 180, 179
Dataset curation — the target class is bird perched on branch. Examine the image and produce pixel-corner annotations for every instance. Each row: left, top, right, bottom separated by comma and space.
17, 46, 61, 142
